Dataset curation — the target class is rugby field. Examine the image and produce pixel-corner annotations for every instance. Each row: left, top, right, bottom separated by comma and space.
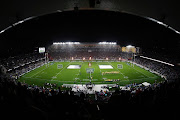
18, 61, 164, 87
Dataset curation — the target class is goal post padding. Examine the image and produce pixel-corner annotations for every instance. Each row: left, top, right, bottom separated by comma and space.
117, 64, 123, 69
57, 64, 63, 69
86, 68, 94, 73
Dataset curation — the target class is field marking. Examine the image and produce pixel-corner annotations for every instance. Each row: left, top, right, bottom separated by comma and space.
110, 62, 155, 81
22, 76, 157, 83
72, 63, 84, 81
95, 61, 104, 80
21, 61, 160, 85
107, 62, 129, 80
73, 71, 80, 81
51, 61, 72, 81
97, 61, 127, 80
131, 65, 153, 78
130, 76, 157, 81
22, 76, 98, 83
83, 79, 98, 81
30, 65, 50, 78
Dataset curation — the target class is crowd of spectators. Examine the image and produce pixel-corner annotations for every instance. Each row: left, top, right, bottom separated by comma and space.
0, 75, 104, 119
135, 57, 179, 80
48, 43, 123, 61
0, 50, 180, 119
0, 65, 179, 120
49, 51, 123, 61
0, 53, 45, 79
0, 53, 44, 71
142, 50, 179, 65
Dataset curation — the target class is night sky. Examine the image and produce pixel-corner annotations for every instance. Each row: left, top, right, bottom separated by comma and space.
0, 0, 180, 31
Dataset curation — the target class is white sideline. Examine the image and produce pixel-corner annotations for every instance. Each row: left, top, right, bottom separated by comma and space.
51, 62, 72, 80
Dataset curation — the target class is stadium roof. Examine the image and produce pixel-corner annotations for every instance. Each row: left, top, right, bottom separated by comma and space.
0, 0, 180, 32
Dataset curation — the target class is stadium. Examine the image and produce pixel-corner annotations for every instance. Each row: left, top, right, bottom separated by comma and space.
0, 1, 180, 120
17, 42, 165, 90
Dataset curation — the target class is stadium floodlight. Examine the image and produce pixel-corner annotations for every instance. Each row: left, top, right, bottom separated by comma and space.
126, 45, 134, 48
53, 42, 59, 45
53, 42, 80, 45
98, 42, 116, 45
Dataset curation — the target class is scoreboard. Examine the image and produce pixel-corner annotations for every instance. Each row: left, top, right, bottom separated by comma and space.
122, 46, 136, 53
39, 47, 45, 53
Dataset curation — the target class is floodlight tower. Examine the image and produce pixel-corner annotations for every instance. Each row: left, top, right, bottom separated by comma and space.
134, 47, 140, 63
132, 46, 140, 67
45, 52, 49, 67
126, 45, 135, 67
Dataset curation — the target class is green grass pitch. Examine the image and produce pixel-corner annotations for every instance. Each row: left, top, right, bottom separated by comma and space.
18, 61, 164, 87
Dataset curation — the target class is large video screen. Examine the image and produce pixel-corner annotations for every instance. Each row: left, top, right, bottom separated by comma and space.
122, 46, 136, 53
39, 47, 45, 53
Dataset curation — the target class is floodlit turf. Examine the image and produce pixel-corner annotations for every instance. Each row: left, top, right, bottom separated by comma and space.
18, 61, 165, 87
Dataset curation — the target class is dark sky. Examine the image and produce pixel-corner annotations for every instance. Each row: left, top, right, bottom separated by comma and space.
0, 9, 179, 50
0, 0, 180, 32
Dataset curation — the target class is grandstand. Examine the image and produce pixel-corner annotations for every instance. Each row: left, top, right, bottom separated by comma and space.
47, 42, 121, 60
